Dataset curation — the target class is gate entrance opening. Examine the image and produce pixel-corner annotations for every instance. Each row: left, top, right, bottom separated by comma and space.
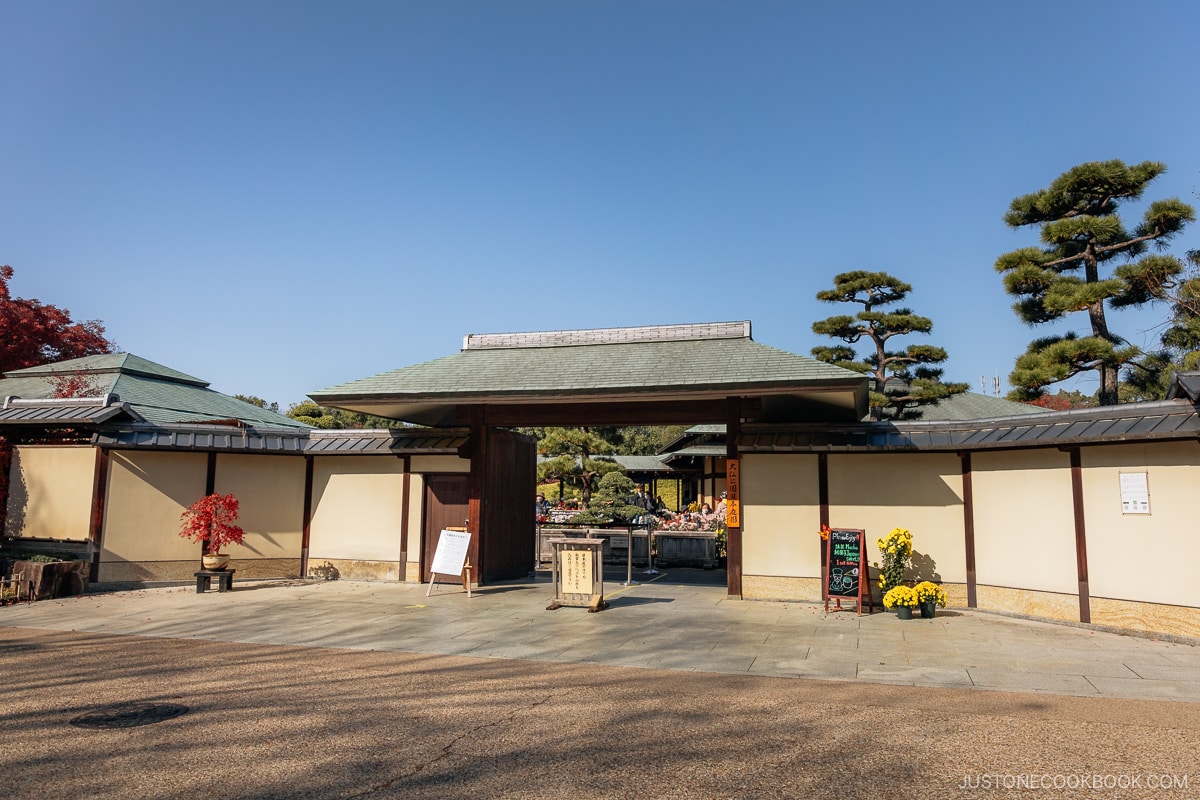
310, 321, 868, 596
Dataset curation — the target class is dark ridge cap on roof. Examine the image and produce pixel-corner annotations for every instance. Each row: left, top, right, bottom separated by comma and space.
3, 394, 119, 409
105, 421, 307, 436
462, 321, 752, 351
305, 426, 470, 437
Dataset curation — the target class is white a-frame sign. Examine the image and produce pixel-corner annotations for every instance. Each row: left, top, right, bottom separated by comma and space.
427, 529, 473, 597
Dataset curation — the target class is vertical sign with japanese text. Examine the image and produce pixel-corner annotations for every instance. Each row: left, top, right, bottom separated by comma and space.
561, 549, 592, 595
725, 458, 741, 528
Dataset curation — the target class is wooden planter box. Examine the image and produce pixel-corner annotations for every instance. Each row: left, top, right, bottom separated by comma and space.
537, 526, 656, 566
7, 560, 88, 600
655, 532, 718, 568
537, 527, 613, 563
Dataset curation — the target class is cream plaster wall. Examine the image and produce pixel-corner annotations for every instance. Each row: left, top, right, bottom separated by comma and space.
1081, 442, 1200, 607
741, 454, 820, 578
5, 446, 97, 540
213, 454, 305, 561
309, 456, 406, 562
101, 451, 207, 563
410, 455, 470, 473
406, 473, 425, 565
828, 453, 966, 583
972, 449, 1077, 595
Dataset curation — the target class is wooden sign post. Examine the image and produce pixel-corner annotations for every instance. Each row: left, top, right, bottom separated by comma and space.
426, 528, 473, 598
823, 528, 873, 615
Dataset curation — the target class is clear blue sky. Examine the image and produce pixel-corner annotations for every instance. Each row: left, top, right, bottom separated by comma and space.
4, 1, 1199, 409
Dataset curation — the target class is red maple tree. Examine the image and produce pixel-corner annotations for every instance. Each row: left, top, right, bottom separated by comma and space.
178, 493, 246, 554
0, 265, 113, 374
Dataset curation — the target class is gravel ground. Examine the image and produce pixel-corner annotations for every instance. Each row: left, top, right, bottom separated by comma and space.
2, 627, 1197, 800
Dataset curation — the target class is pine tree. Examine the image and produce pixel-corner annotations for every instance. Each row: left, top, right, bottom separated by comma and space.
536, 427, 623, 504
811, 271, 967, 419
995, 160, 1194, 405
1121, 249, 1200, 401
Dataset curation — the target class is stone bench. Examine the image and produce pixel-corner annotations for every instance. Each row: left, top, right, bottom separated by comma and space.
194, 569, 235, 593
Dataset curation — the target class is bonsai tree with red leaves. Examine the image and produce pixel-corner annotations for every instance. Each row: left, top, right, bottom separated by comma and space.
179, 493, 245, 555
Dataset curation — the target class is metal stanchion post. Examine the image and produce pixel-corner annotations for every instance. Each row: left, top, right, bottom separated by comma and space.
622, 523, 638, 586
642, 520, 658, 576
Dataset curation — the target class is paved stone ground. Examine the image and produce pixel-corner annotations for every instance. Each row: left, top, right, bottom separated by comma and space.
2, 575, 1199, 798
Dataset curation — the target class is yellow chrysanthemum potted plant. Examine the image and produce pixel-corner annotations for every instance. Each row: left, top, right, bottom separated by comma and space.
875, 527, 913, 615
882, 585, 918, 619
913, 580, 947, 618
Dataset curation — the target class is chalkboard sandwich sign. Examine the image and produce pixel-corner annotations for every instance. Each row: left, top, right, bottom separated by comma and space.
822, 527, 873, 615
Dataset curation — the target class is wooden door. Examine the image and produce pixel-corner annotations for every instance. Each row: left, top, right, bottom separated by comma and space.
422, 475, 471, 582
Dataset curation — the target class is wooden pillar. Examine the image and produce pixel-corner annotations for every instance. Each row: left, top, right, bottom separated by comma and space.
961, 452, 977, 608
817, 453, 829, 527
399, 455, 411, 579
818, 452, 829, 593
87, 447, 111, 583
300, 454, 314, 580
201, 452, 218, 559
205, 451, 217, 495
725, 397, 742, 598
1068, 447, 1091, 623
467, 412, 486, 581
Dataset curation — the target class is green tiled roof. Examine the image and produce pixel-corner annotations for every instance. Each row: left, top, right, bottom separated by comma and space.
882, 391, 1047, 422
0, 353, 309, 429
7, 353, 208, 386
315, 335, 862, 400
312, 322, 868, 426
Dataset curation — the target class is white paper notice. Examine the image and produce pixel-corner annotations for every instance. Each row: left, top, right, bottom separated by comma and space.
1119, 472, 1151, 515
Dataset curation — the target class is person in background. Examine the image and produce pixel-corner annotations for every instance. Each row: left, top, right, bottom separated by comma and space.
634, 486, 654, 513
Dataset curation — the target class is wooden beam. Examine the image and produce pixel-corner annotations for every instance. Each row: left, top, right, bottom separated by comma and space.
470, 398, 762, 427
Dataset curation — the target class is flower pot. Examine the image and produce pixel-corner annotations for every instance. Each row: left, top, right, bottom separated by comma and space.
896, 606, 913, 620
919, 601, 937, 619
202, 553, 230, 571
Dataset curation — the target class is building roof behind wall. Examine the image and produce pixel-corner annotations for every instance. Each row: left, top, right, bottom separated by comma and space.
0, 395, 144, 426
1166, 371, 1200, 403
93, 424, 468, 455
738, 398, 1200, 453
898, 390, 1046, 421
310, 321, 869, 426
0, 353, 310, 429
